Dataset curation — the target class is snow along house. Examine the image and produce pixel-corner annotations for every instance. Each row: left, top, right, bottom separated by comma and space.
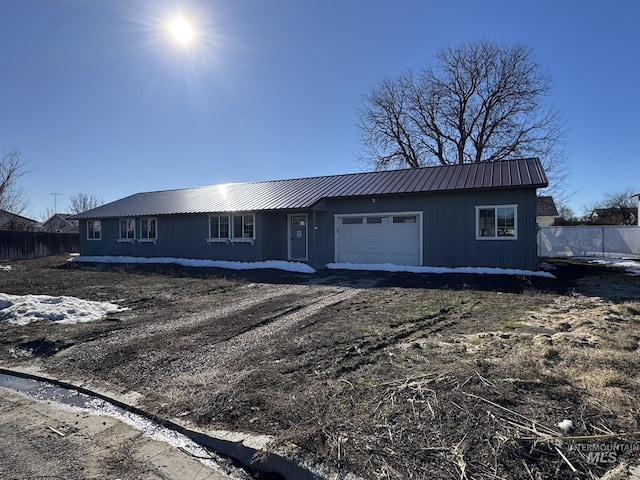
73, 157, 548, 270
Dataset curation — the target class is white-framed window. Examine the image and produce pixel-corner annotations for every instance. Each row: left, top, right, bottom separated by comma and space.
87, 220, 101, 240
209, 215, 230, 239
233, 214, 254, 239
140, 218, 157, 241
476, 205, 517, 239
208, 213, 255, 242
119, 218, 135, 241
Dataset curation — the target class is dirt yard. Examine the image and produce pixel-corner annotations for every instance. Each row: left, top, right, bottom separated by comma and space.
1, 255, 639, 479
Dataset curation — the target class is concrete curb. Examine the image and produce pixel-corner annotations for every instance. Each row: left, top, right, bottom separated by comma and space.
0, 367, 325, 480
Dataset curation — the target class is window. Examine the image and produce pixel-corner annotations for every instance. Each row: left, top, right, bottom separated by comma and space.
393, 215, 417, 223
119, 218, 135, 240
209, 214, 254, 241
476, 205, 517, 239
87, 220, 101, 240
342, 217, 363, 224
233, 214, 254, 239
367, 216, 390, 224
209, 215, 230, 239
140, 218, 157, 240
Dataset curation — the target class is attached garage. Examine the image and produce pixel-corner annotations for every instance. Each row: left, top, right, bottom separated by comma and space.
75, 158, 548, 271
335, 212, 422, 266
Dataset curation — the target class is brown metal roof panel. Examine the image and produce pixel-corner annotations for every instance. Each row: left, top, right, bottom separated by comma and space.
73, 158, 548, 219
416, 166, 439, 191
436, 163, 460, 190
445, 164, 466, 190
389, 169, 417, 193
381, 170, 409, 193
523, 157, 547, 186
425, 166, 444, 191
314, 175, 347, 197
363, 171, 390, 195
291, 178, 328, 207
499, 160, 513, 187
513, 159, 526, 186
470, 163, 486, 189
330, 173, 371, 196
444, 164, 465, 190
400, 167, 427, 192
359, 171, 393, 195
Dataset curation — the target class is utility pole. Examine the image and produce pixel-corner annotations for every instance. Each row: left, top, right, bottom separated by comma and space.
50, 193, 62, 213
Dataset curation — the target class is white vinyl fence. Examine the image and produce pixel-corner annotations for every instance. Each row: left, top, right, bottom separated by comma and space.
538, 226, 640, 258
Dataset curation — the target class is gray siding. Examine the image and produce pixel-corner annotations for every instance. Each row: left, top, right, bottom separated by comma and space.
78, 187, 540, 270
79, 211, 300, 263
312, 188, 539, 270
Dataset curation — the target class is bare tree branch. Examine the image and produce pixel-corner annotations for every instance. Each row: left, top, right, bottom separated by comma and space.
69, 193, 103, 214
358, 40, 568, 195
0, 150, 29, 214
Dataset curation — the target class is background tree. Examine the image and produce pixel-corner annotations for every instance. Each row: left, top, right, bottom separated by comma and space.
583, 187, 639, 225
68, 193, 103, 214
598, 188, 638, 210
0, 149, 29, 214
358, 40, 567, 195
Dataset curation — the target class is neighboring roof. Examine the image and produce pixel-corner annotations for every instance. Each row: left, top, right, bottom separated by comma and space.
590, 207, 637, 225
74, 158, 548, 219
0, 209, 37, 223
43, 213, 78, 225
42, 213, 80, 232
536, 196, 559, 217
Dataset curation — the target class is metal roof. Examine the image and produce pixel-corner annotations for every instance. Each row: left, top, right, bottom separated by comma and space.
73, 158, 547, 219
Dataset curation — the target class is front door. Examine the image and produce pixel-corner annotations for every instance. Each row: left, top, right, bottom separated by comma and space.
289, 214, 308, 260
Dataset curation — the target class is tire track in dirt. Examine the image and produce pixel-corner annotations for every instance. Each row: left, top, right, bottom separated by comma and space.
189, 279, 379, 372
55, 278, 378, 389
69, 282, 323, 353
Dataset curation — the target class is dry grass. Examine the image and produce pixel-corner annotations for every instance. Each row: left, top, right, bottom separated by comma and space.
1, 256, 640, 479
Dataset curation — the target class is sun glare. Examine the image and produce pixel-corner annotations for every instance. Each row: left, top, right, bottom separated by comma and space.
170, 17, 195, 45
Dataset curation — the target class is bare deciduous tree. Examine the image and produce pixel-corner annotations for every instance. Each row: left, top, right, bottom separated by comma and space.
69, 193, 103, 214
598, 188, 638, 210
358, 40, 567, 194
583, 187, 639, 225
0, 150, 29, 214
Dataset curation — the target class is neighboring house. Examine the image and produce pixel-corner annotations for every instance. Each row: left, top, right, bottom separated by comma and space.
590, 208, 637, 225
0, 209, 37, 231
536, 196, 559, 226
42, 213, 80, 233
73, 158, 548, 270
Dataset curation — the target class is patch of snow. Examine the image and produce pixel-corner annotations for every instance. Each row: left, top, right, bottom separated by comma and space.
79, 398, 249, 478
581, 257, 640, 276
0, 265, 11, 271
69, 255, 316, 274
0, 293, 127, 326
326, 263, 556, 278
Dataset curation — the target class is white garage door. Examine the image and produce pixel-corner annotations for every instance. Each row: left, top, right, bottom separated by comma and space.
335, 213, 422, 266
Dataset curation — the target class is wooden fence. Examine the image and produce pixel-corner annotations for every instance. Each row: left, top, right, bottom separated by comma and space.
0, 231, 80, 261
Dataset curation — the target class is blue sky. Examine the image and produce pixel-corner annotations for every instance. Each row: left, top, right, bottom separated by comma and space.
1, 0, 638, 219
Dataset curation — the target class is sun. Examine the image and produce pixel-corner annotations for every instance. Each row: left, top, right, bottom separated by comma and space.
170, 17, 195, 46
